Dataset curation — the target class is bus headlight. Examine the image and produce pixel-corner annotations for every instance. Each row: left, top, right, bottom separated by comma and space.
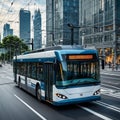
93, 89, 101, 95
56, 93, 68, 99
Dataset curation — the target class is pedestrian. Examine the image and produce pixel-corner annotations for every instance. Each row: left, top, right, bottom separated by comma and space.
115, 63, 118, 70
112, 63, 114, 71
108, 62, 111, 68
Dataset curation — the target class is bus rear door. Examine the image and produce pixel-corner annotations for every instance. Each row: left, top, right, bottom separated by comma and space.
44, 63, 54, 102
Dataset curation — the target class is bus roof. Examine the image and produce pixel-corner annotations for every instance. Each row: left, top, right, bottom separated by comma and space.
14, 49, 97, 60
16, 50, 56, 60
22, 45, 83, 55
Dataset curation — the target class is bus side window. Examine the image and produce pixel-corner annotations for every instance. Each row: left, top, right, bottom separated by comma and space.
31, 63, 37, 79
18, 62, 21, 74
27, 62, 32, 78
21, 63, 25, 76
37, 63, 43, 81
17, 62, 20, 74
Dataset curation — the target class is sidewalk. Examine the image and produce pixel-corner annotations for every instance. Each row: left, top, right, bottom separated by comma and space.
101, 66, 120, 72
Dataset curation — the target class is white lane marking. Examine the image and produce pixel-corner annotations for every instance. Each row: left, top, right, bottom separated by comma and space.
101, 72, 120, 77
77, 105, 113, 120
102, 92, 120, 99
101, 87, 120, 99
93, 101, 120, 113
14, 94, 47, 120
102, 84, 120, 90
102, 93, 120, 99
101, 76, 120, 83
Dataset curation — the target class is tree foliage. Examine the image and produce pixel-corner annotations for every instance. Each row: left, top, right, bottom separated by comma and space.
1, 35, 29, 62
2, 35, 28, 52
0, 42, 3, 48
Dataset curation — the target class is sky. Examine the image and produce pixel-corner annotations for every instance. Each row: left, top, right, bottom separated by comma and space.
0, 0, 46, 43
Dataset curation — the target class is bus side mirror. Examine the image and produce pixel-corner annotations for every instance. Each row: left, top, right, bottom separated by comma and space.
101, 59, 105, 69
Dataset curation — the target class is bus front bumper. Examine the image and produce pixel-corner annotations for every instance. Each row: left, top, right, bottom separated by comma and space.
52, 96, 101, 106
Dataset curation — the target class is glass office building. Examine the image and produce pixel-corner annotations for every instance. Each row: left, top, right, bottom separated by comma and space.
19, 9, 31, 46
46, 0, 79, 46
79, 0, 120, 64
33, 9, 42, 50
3, 23, 13, 38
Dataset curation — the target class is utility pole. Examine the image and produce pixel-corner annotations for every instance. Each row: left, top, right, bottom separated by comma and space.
31, 38, 34, 50
67, 23, 98, 47
67, 23, 74, 45
28, 38, 34, 50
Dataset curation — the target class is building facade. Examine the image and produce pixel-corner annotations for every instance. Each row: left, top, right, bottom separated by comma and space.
3, 23, 13, 38
46, 0, 120, 64
79, 0, 120, 64
46, 0, 79, 46
33, 9, 42, 50
19, 9, 31, 46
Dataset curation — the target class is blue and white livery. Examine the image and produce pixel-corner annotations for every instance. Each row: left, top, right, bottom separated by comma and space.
13, 45, 101, 106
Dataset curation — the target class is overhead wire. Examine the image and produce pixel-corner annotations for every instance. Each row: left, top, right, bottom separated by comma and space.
10, 0, 34, 27
0, 0, 4, 16
0, 0, 14, 26
0, 0, 46, 42
0, 0, 34, 35
10, 0, 46, 36
0, 0, 15, 35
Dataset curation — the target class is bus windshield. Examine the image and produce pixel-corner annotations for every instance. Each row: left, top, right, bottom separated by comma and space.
56, 58, 100, 87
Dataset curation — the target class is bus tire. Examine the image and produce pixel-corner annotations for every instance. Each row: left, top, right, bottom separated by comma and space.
36, 85, 42, 102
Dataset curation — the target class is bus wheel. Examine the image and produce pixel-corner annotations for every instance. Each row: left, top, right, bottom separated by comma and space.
36, 86, 41, 101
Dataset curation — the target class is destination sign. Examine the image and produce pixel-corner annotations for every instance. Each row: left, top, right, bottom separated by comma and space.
68, 55, 93, 60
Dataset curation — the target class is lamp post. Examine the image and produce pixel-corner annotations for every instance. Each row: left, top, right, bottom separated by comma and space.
14, 41, 22, 82
31, 38, 34, 50
67, 23, 83, 46
14, 47, 17, 83
67, 23, 98, 47
67, 23, 74, 45
14, 42, 19, 83
27, 38, 34, 50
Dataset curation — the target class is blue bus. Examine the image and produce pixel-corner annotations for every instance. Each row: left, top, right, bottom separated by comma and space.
13, 45, 101, 106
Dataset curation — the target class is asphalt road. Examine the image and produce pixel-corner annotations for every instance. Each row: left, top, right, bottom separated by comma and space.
0, 64, 120, 120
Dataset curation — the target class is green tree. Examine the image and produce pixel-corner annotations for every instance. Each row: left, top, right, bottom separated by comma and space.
2, 35, 29, 62
0, 42, 3, 48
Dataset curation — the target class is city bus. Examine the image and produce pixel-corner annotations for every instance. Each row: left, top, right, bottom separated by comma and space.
13, 45, 101, 106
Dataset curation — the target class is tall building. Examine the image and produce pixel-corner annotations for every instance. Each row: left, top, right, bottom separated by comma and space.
3, 23, 13, 38
33, 9, 42, 50
79, 0, 120, 64
46, 0, 79, 46
19, 9, 31, 45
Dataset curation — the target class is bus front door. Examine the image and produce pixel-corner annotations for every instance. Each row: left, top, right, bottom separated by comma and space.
44, 63, 54, 101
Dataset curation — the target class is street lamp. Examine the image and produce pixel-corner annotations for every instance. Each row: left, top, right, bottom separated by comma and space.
67, 23, 74, 45
67, 23, 99, 47
27, 38, 34, 50
14, 42, 19, 83
67, 23, 83, 46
